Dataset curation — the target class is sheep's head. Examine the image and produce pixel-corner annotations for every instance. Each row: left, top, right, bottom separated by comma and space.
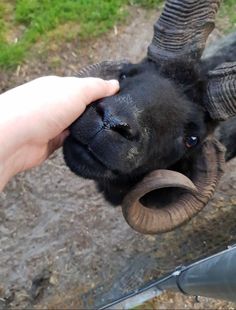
63, 0, 236, 234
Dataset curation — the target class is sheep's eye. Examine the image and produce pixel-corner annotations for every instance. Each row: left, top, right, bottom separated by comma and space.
185, 136, 199, 148
120, 74, 127, 81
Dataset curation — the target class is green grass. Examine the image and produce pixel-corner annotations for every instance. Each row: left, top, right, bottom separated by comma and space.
0, 0, 126, 68
0, 0, 163, 69
219, 0, 236, 33
0, 0, 235, 69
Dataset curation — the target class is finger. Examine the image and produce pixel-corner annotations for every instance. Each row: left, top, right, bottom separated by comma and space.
79, 78, 120, 106
55, 77, 120, 127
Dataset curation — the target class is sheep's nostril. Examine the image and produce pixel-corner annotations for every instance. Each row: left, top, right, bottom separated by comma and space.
105, 116, 136, 140
112, 123, 134, 139
96, 102, 138, 140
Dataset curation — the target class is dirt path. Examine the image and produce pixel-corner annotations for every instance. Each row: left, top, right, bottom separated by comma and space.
0, 7, 235, 309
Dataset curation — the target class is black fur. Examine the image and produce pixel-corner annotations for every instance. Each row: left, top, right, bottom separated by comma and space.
63, 35, 236, 205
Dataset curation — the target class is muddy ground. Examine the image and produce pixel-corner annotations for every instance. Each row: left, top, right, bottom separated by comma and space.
0, 7, 236, 309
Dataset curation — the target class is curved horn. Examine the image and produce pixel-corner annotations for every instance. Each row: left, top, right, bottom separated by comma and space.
122, 138, 225, 234
148, 0, 221, 64
77, 60, 129, 79
205, 62, 236, 121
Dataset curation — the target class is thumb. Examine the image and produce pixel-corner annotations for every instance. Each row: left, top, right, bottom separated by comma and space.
78, 78, 120, 106
60, 77, 120, 126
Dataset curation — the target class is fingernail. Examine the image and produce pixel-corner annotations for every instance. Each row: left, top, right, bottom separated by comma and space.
107, 79, 120, 88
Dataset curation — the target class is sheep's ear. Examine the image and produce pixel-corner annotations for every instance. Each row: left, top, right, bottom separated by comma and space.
148, 0, 221, 65
205, 62, 236, 121
77, 60, 130, 80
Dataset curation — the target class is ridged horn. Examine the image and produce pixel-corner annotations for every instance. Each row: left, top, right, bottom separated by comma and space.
122, 138, 225, 234
148, 0, 221, 64
77, 60, 129, 79
205, 62, 236, 121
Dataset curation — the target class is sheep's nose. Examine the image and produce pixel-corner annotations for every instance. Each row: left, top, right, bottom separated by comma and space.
96, 102, 138, 140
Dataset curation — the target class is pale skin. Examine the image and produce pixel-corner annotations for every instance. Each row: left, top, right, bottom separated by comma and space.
0, 76, 119, 191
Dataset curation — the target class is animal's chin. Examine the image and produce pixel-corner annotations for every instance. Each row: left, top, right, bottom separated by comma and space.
63, 135, 114, 180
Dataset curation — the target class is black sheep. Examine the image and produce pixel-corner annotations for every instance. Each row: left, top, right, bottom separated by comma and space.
63, 0, 236, 234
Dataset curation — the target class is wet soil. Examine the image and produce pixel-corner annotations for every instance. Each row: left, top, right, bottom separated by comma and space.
0, 7, 236, 309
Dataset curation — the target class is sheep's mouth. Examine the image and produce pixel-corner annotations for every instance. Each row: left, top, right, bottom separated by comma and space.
63, 135, 111, 179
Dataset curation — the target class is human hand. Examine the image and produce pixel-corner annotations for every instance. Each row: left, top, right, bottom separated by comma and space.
0, 76, 119, 190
